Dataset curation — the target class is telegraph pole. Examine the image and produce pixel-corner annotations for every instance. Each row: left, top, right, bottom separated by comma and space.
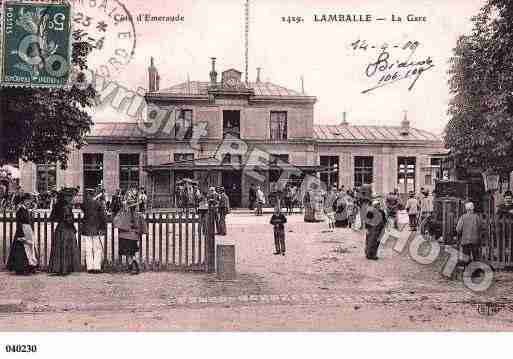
244, 0, 249, 85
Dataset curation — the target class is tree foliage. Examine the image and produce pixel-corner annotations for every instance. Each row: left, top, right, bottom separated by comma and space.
445, 0, 513, 175
0, 30, 96, 169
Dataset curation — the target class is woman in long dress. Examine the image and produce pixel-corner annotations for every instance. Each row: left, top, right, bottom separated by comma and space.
7, 193, 38, 275
48, 188, 81, 275
303, 191, 315, 222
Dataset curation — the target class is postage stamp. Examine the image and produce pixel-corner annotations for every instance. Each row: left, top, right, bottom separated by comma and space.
0, 0, 72, 87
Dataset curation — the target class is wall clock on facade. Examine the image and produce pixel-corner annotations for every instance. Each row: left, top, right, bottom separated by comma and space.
225, 78, 238, 88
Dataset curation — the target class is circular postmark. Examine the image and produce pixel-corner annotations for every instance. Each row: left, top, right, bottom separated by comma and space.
71, 0, 136, 79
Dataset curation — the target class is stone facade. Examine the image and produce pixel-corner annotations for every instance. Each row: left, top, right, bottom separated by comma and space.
19, 60, 444, 207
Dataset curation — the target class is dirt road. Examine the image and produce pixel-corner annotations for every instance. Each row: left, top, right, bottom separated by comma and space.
1, 214, 512, 330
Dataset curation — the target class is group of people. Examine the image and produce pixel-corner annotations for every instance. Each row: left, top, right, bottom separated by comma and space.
6, 187, 148, 276
104, 187, 148, 215
302, 185, 367, 229
0, 183, 18, 211
204, 186, 231, 235
174, 181, 202, 210
265, 184, 386, 260
323, 187, 359, 229
404, 187, 434, 232
248, 184, 266, 216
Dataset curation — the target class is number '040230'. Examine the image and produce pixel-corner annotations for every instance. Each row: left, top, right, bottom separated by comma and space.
5, 344, 38, 353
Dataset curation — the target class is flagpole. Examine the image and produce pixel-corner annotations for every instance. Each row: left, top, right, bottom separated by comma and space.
244, 0, 249, 85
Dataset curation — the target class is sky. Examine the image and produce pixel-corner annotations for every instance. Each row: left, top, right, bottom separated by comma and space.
79, 0, 486, 134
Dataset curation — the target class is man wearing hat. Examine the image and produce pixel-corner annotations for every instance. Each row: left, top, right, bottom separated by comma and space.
81, 188, 107, 273
206, 186, 220, 233
270, 201, 287, 255
405, 191, 419, 231
456, 202, 482, 265
419, 189, 433, 227
216, 186, 230, 235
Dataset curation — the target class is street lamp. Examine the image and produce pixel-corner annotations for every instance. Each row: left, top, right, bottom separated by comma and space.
483, 169, 500, 193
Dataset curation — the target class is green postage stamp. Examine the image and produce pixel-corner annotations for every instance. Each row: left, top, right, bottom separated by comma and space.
1, 0, 71, 87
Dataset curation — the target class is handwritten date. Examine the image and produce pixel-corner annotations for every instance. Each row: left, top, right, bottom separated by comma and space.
351, 39, 420, 52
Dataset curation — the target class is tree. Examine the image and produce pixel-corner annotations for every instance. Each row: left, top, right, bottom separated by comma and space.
445, 0, 513, 176
0, 30, 96, 169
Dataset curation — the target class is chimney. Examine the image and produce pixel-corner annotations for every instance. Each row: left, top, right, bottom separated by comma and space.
148, 57, 159, 92
209, 57, 218, 85
256, 67, 261, 83
400, 110, 410, 135
340, 112, 348, 125
301, 75, 305, 95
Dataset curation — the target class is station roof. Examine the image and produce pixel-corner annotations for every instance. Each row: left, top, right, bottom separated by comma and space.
313, 124, 441, 143
150, 81, 309, 98
87, 122, 442, 144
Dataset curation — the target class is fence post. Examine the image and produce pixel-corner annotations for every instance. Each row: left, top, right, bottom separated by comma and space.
206, 200, 216, 273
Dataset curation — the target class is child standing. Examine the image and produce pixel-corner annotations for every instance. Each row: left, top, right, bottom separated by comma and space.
270, 205, 287, 256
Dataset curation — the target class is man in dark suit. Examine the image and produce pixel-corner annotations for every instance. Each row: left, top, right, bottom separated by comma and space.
81, 188, 107, 273
365, 200, 387, 260
248, 184, 256, 210
217, 187, 230, 235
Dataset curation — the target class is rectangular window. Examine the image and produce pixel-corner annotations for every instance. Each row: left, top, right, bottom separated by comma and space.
270, 111, 287, 140
83, 153, 103, 190
398, 157, 416, 193
320, 156, 339, 189
354, 156, 373, 187
223, 110, 241, 139
36, 164, 57, 193
175, 109, 193, 140
119, 154, 140, 191
430, 157, 443, 181
425, 174, 432, 186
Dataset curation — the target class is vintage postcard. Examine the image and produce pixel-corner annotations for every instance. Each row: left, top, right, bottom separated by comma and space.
0, 0, 513, 349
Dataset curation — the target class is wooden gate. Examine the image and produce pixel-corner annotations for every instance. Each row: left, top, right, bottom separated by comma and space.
481, 217, 513, 269
0, 209, 215, 272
